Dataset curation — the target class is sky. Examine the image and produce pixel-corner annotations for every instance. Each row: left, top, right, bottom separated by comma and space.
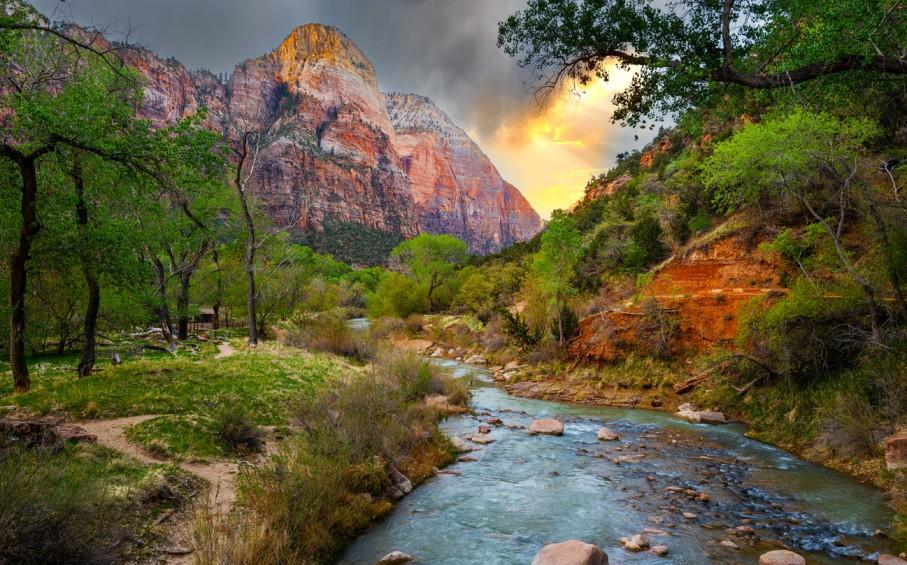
30, 0, 662, 218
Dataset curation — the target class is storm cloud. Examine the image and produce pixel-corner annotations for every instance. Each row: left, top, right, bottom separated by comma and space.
29, 0, 658, 216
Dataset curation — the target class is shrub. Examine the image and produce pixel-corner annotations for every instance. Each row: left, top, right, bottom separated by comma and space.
637, 299, 679, 358
367, 272, 428, 318
500, 309, 543, 350
215, 404, 265, 456
550, 304, 579, 343
284, 311, 374, 361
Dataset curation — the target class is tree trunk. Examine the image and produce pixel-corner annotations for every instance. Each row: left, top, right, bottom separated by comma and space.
10, 156, 41, 392
79, 269, 100, 377
149, 255, 175, 347
177, 268, 192, 340
245, 244, 258, 345
212, 301, 221, 331
867, 201, 907, 319
72, 154, 101, 377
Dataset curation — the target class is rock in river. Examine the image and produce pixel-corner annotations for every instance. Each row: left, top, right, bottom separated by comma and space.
377, 551, 413, 564
758, 550, 806, 565
531, 540, 608, 565
529, 418, 565, 436
597, 427, 619, 441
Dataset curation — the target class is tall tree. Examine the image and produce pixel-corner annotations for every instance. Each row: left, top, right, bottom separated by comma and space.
390, 234, 468, 313
532, 210, 581, 345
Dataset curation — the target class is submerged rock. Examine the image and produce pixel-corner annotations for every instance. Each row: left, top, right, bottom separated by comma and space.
377, 551, 413, 564
529, 418, 565, 436
531, 540, 608, 565
758, 550, 806, 565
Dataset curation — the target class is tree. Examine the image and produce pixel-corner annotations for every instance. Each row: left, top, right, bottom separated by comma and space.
390, 234, 468, 312
701, 110, 895, 341
498, 0, 907, 125
532, 211, 582, 345
0, 20, 155, 391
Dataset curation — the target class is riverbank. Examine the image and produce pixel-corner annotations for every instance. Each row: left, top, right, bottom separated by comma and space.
395, 315, 907, 552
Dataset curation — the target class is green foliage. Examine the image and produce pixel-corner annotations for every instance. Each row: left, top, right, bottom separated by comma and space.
455, 270, 497, 321
296, 216, 404, 266
701, 110, 881, 212
214, 403, 266, 456
498, 0, 907, 126
391, 233, 468, 311
500, 309, 544, 351
368, 272, 429, 318
550, 304, 579, 342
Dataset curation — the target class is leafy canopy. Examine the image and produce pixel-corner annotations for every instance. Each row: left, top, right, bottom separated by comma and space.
700, 109, 880, 212
498, 0, 907, 125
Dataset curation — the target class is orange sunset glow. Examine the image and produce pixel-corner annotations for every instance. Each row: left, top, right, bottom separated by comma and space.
473, 67, 646, 219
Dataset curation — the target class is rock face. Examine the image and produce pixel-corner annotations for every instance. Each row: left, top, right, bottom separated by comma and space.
119, 24, 539, 259
531, 540, 608, 565
385, 93, 541, 253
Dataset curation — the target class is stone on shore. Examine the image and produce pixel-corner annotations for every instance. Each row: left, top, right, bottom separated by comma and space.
597, 427, 619, 441
885, 433, 907, 470
879, 555, 907, 565
758, 550, 806, 565
377, 551, 413, 564
464, 354, 487, 365
531, 540, 608, 565
675, 409, 726, 424
529, 418, 565, 436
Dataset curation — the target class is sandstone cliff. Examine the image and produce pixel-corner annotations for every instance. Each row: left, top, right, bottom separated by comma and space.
119, 24, 539, 257
385, 93, 542, 253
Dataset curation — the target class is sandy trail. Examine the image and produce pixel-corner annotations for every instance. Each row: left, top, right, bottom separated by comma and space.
214, 342, 236, 359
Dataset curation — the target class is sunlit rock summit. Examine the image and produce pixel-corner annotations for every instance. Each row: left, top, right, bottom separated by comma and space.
123, 23, 541, 258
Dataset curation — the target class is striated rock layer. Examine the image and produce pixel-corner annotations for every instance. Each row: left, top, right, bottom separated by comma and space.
119, 23, 540, 255
385, 93, 541, 253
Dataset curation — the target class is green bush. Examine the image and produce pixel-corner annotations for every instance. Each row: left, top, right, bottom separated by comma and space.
500, 309, 543, 350
367, 272, 429, 318
215, 403, 265, 456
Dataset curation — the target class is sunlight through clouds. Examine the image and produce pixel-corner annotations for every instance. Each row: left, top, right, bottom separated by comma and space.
473, 67, 658, 219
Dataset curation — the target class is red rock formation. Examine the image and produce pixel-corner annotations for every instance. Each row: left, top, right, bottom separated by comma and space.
570, 230, 786, 362
116, 24, 539, 254
385, 93, 541, 253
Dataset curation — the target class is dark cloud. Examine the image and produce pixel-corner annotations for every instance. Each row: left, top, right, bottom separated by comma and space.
29, 0, 534, 137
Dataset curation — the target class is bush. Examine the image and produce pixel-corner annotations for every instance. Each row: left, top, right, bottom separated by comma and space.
283, 311, 374, 361
550, 304, 579, 343
367, 272, 428, 318
215, 404, 265, 456
500, 309, 543, 350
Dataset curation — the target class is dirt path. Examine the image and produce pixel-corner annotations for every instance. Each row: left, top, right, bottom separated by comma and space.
79, 415, 241, 511
214, 342, 236, 359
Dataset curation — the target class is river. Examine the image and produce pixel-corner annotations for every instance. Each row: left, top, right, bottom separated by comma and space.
340, 330, 893, 564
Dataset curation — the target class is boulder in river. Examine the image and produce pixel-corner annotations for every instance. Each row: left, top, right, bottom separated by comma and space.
464, 354, 487, 365
597, 427, 619, 441
388, 468, 412, 499
377, 551, 413, 564
649, 544, 668, 556
885, 432, 907, 470
758, 550, 806, 565
531, 540, 608, 565
469, 434, 495, 445
621, 533, 649, 551
529, 418, 565, 436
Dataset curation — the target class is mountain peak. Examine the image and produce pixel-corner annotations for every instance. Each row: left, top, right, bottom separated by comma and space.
272, 23, 376, 85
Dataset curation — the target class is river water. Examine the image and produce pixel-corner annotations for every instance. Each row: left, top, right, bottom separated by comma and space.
340, 336, 893, 564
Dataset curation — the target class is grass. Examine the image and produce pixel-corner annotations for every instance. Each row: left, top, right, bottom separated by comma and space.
126, 415, 226, 459
2, 343, 344, 423
0, 441, 199, 563
189, 349, 464, 565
